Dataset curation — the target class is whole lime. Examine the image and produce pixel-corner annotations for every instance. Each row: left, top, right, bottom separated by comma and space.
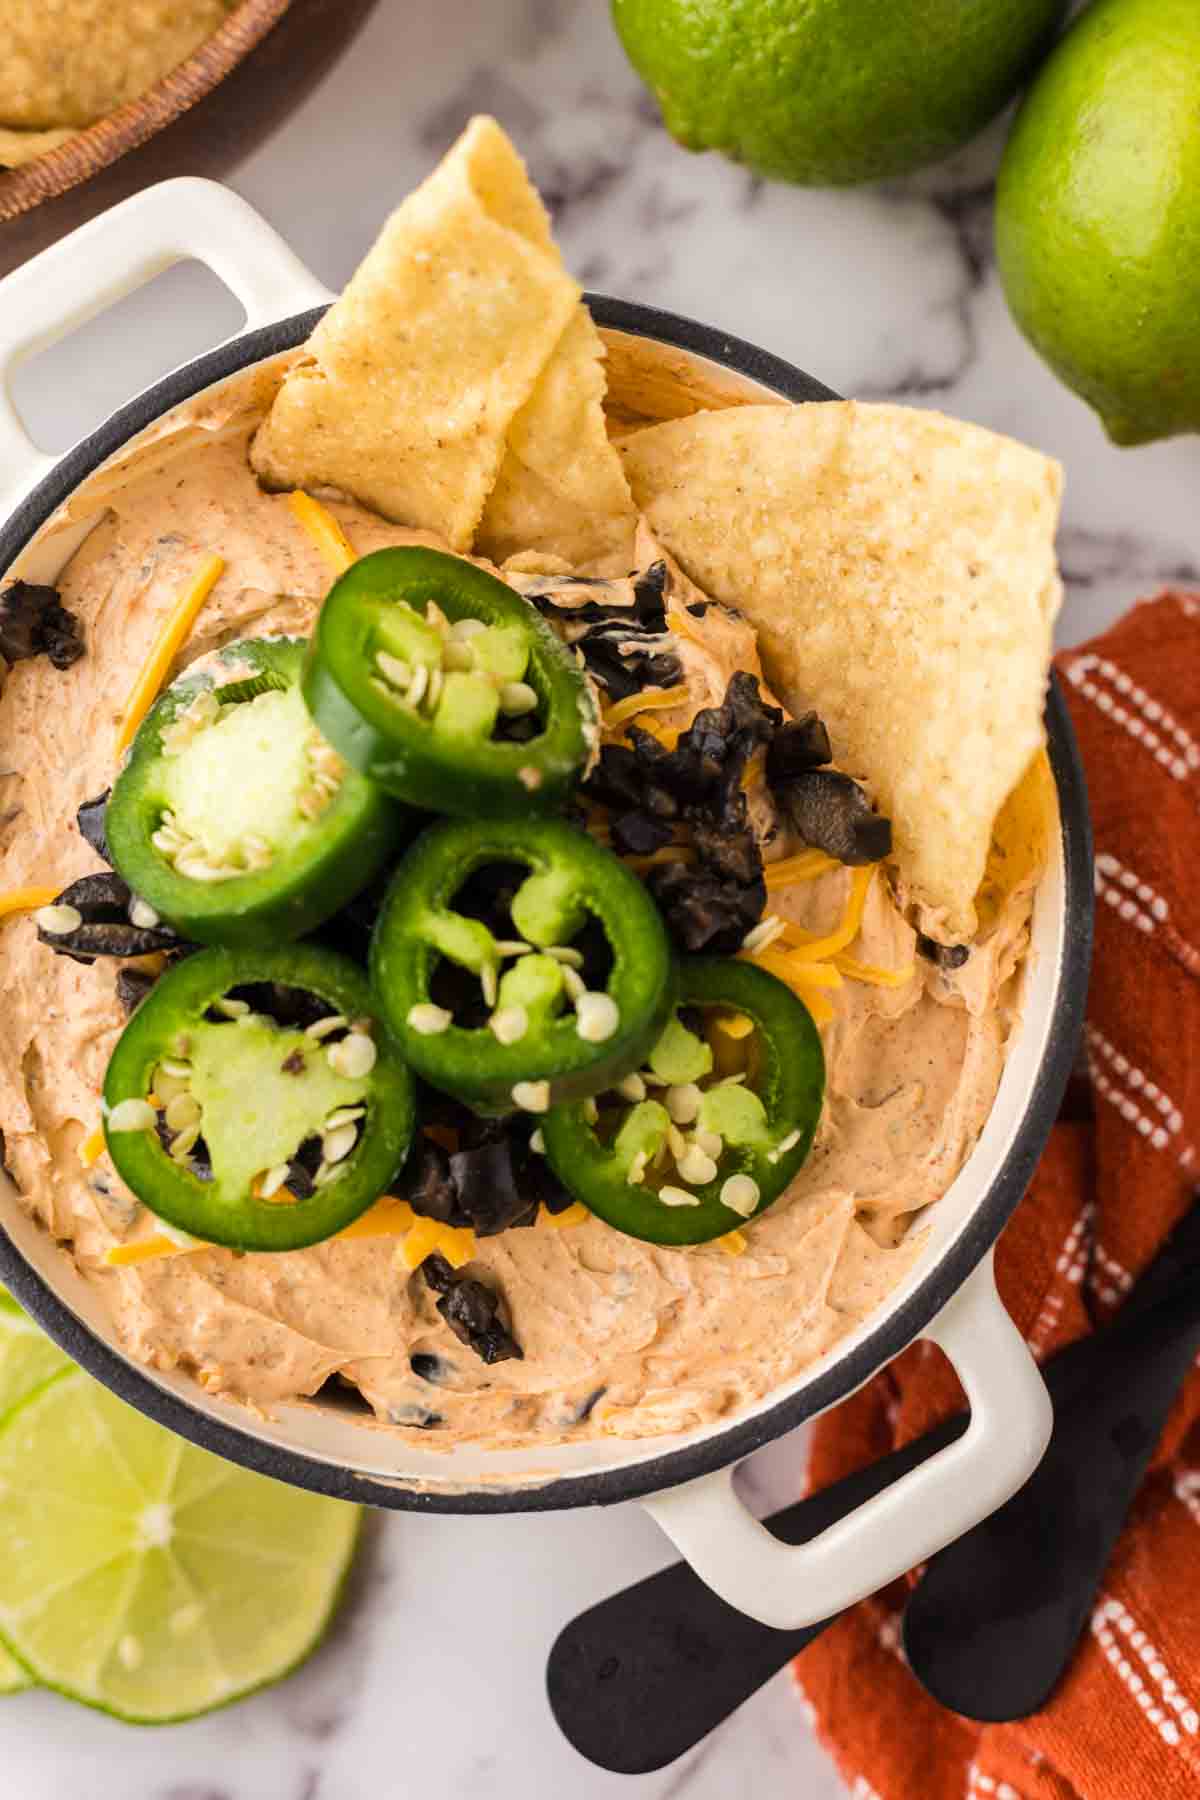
996, 0, 1200, 446
611, 0, 1070, 186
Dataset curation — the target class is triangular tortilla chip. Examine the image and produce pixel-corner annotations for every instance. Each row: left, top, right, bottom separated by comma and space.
619, 402, 1063, 938
476, 310, 637, 573
251, 116, 580, 550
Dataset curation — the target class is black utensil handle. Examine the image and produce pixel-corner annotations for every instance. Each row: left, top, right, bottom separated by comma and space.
546, 1418, 965, 1776
548, 1200, 1200, 1771
904, 1277, 1200, 1720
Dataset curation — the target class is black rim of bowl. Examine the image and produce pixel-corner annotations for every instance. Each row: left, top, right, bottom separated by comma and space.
0, 295, 1093, 1512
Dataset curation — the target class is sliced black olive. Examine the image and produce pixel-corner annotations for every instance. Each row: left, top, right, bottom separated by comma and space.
410, 1351, 454, 1384
688, 809, 763, 887
403, 1105, 549, 1235
765, 712, 833, 785
576, 628, 681, 703
389, 1402, 444, 1429
635, 559, 668, 601
36, 872, 180, 963
515, 561, 667, 632
115, 967, 159, 1016
583, 674, 782, 957
448, 1140, 538, 1237
583, 743, 663, 815
526, 1157, 574, 1215
917, 933, 970, 970
781, 770, 893, 865
648, 859, 766, 955
0, 582, 85, 671
515, 557, 678, 701
422, 1253, 523, 1365
610, 811, 673, 857
405, 1137, 460, 1225
76, 790, 113, 866
572, 1386, 607, 1423
511, 572, 637, 623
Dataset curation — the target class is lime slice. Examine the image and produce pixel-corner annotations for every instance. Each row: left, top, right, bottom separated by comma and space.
0, 1369, 360, 1721
0, 1290, 71, 1695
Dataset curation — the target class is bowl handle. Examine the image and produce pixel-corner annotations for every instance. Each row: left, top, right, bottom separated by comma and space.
642, 1250, 1051, 1629
0, 178, 332, 519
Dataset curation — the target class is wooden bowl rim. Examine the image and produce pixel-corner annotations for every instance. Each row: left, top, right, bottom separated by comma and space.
0, 0, 293, 223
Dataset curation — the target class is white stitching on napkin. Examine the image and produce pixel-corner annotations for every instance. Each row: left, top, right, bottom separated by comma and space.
1094, 851, 1200, 980
1063, 654, 1200, 782
1091, 1596, 1200, 1748
1085, 1027, 1195, 1172
1026, 1203, 1093, 1354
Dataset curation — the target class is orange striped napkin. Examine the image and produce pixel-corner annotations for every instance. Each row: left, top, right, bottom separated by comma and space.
797, 592, 1200, 1800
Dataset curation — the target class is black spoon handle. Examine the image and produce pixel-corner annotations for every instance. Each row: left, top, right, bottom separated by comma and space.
904, 1207, 1200, 1719
546, 1416, 966, 1776
547, 1202, 1200, 1775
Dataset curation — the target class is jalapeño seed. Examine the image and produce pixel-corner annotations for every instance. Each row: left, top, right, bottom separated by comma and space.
720, 1174, 760, 1217
106, 1098, 158, 1133
306, 1014, 348, 1039
659, 1185, 701, 1208
575, 992, 620, 1043
490, 1006, 528, 1046
408, 1003, 452, 1035
665, 1082, 702, 1124
676, 1145, 718, 1186
34, 904, 83, 936
327, 1032, 377, 1079
258, 1163, 291, 1199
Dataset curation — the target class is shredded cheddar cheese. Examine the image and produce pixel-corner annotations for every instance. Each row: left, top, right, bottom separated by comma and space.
104, 1196, 432, 1267
397, 1215, 475, 1271
602, 684, 690, 733
714, 1012, 754, 1041
78, 1127, 106, 1169
664, 604, 710, 650
776, 957, 843, 989
764, 849, 839, 889
538, 1201, 590, 1230
0, 885, 61, 922
746, 946, 838, 1025
627, 846, 695, 874
105, 1238, 192, 1269
114, 553, 225, 756
634, 715, 682, 751
779, 865, 875, 963
835, 954, 916, 989
791, 985, 835, 1027
337, 1198, 415, 1240
718, 1230, 748, 1257
288, 490, 356, 575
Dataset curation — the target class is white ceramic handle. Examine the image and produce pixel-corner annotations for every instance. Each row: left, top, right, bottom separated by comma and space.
644, 1251, 1051, 1629
0, 177, 332, 515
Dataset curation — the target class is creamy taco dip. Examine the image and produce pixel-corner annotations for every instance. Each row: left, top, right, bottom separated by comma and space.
0, 121, 1062, 1448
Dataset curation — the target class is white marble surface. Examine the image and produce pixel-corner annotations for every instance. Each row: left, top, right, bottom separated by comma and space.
4, 2, 1200, 1795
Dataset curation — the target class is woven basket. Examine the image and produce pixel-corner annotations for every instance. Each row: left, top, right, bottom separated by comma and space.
0, 0, 294, 223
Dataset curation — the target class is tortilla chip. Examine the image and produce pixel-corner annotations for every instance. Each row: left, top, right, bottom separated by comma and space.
619, 402, 1063, 939
251, 117, 581, 551
1, 1, 231, 130
476, 310, 637, 573
0, 126, 76, 168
